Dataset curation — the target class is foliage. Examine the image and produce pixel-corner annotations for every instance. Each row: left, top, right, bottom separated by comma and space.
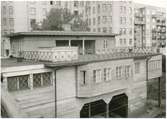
35, 8, 90, 31
41, 8, 74, 30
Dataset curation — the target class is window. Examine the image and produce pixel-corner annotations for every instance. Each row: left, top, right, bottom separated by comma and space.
109, 27, 112, 33
74, 10, 78, 16
9, 6, 13, 15
104, 68, 107, 81
33, 72, 52, 88
103, 27, 107, 33
104, 68, 111, 81
3, 6, 6, 14
102, 4, 106, 12
88, 19, 91, 25
93, 18, 96, 25
129, 28, 132, 35
98, 16, 101, 24
102, 16, 107, 23
30, 8, 36, 15
74, 1, 78, 7
120, 6, 123, 13
98, 28, 101, 32
129, 39, 132, 45
93, 6, 95, 14
103, 39, 108, 49
30, 19, 36, 28
42, 72, 52, 86
3, 18, 7, 26
120, 17, 123, 24
97, 4, 100, 13
109, 16, 112, 23
124, 38, 126, 44
135, 62, 140, 74
80, 71, 86, 85
125, 65, 131, 78
129, 7, 132, 14
93, 69, 102, 83
9, 18, 14, 26
116, 66, 122, 79
120, 38, 122, 45
7, 75, 29, 91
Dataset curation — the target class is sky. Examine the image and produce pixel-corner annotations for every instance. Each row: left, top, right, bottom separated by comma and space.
133, 0, 167, 8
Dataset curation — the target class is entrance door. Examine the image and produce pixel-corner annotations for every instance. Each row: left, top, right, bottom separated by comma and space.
80, 100, 106, 118
109, 93, 128, 117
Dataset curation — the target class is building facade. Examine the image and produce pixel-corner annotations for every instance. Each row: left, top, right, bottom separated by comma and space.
1, 31, 163, 118
134, 3, 166, 48
1, 1, 52, 57
84, 1, 134, 48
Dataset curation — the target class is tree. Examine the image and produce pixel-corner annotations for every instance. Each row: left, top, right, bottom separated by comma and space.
71, 15, 90, 31
41, 8, 73, 30
40, 8, 90, 31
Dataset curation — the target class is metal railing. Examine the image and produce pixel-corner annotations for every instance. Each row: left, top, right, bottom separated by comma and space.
19, 47, 158, 62
96, 47, 157, 55
20, 47, 78, 62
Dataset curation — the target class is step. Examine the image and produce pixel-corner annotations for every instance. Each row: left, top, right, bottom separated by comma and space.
20, 98, 55, 109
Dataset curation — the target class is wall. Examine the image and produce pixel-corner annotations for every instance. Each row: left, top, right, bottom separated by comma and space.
56, 66, 79, 117
77, 58, 134, 97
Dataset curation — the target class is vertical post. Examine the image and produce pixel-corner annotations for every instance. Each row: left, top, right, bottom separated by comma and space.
2, 77, 8, 90
55, 40, 57, 47
29, 74, 33, 90
82, 39, 85, 55
69, 40, 71, 47
106, 104, 109, 118
88, 103, 91, 118
54, 70, 57, 118
158, 77, 161, 108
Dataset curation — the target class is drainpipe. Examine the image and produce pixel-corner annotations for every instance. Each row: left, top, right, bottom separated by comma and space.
54, 70, 57, 118
146, 57, 151, 103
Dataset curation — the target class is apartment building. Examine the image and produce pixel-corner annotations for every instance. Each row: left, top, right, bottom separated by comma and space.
51, 1, 86, 19
134, 3, 166, 48
1, 31, 163, 118
84, 1, 134, 48
1, 1, 52, 57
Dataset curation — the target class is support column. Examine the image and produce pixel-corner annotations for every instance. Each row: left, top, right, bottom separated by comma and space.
82, 39, 85, 55
55, 40, 57, 47
69, 40, 71, 47
106, 104, 109, 118
29, 74, 33, 90
2, 77, 8, 90
158, 77, 161, 108
88, 103, 91, 118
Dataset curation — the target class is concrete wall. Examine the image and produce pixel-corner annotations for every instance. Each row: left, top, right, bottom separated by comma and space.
77, 59, 134, 97
10, 36, 115, 56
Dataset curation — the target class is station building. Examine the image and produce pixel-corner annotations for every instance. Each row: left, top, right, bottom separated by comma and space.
1, 31, 162, 118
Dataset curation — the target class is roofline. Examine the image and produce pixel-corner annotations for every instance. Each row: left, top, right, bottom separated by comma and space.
44, 53, 161, 68
7, 31, 118, 38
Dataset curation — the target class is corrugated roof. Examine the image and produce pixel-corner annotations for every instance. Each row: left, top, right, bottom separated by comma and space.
7, 31, 118, 38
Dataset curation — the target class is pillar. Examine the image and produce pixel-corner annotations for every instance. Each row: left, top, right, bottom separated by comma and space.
29, 74, 33, 90
88, 103, 91, 117
106, 104, 109, 118
158, 77, 161, 108
82, 39, 85, 55
2, 77, 8, 90
69, 40, 71, 47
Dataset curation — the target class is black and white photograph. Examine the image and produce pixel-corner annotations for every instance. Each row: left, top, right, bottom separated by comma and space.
1, 0, 166, 118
